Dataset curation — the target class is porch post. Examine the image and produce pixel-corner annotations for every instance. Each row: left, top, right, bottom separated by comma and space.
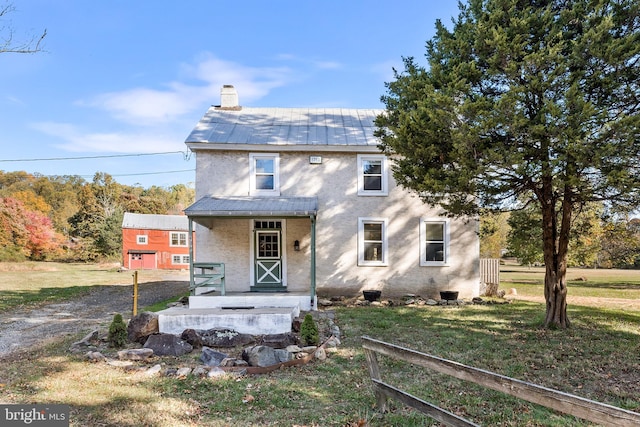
188, 218, 195, 291
310, 214, 316, 309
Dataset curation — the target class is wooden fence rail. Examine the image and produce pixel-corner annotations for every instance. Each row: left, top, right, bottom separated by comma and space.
362, 336, 640, 426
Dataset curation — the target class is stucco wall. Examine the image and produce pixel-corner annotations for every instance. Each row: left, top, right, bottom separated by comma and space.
193, 150, 480, 299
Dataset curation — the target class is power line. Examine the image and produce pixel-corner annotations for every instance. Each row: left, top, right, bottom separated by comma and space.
0, 151, 190, 163
76, 169, 195, 179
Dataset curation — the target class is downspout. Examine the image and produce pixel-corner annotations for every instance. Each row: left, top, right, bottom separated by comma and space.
188, 218, 194, 292
310, 214, 316, 310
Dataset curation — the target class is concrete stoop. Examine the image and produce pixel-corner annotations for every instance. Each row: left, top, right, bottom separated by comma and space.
157, 306, 300, 335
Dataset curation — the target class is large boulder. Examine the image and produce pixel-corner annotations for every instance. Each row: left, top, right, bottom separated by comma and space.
143, 334, 193, 357
127, 312, 159, 343
242, 345, 278, 367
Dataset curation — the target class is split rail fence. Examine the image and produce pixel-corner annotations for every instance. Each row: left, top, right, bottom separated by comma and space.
362, 336, 640, 426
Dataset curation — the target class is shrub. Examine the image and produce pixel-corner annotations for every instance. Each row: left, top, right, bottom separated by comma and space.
300, 313, 319, 346
108, 313, 128, 348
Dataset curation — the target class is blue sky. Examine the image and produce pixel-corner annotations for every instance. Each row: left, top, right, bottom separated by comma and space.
0, 1, 461, 188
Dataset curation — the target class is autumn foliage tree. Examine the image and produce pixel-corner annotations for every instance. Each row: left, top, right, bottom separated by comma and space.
376, 0, 640, 328
0, 197, 60, 260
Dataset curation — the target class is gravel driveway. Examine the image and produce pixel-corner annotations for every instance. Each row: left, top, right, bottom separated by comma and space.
0, 279, 189, 359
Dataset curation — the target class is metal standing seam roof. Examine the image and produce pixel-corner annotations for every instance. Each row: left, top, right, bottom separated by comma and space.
185, 107, 384, 148
184, 196, 318, 218
122, 212, 189, 230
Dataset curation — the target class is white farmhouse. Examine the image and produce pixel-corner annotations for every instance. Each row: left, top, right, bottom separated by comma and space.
184, 85, 480, 310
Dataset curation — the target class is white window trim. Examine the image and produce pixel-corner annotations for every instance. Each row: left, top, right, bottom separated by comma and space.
358, 217, 388, 266
357, 154, 388, 196
249, 153, 280, 196
172, 254, 190, 265
420, 218, 449, 266
136, 235, 148, 245
169, 231, 188, 247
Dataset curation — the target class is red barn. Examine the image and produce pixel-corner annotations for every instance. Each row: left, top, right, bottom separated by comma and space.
121, 213, 193, 270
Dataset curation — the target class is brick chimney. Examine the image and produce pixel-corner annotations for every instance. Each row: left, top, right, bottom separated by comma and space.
219, 85, 240, 109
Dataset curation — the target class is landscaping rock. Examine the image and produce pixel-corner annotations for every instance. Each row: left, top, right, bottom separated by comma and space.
199, 328, 255, 347
176, 367, 192, 378
85, 351, 105, 362
192, 366, 208, 377
207, 367, 226, 378
314, 347, 327, 361
242, 345, 278, 367
317, 298, 333, 307
259, 333, 298, 348
275, 348, 294, 363
180, 329, 203, 348
118, 348, 154, 360
286, 345, 303, 353
143, 334, 193, 357
127, 312, 159, 343
144, 364, 162, 376
200, 347, 229, 366
72, 330, 100, 348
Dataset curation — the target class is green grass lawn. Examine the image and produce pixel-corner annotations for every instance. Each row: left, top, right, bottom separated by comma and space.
0, 263, 639, 426
0, 262, 184, 312
501, 264, 640, 299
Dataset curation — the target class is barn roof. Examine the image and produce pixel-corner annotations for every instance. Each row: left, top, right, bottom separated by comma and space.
122, 212, 189, 230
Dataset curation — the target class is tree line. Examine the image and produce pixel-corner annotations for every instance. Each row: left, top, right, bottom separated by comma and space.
481, 206, 640, 269
0, 170, 194, 262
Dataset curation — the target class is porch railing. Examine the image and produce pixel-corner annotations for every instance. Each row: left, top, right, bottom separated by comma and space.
190, 262, 225, 295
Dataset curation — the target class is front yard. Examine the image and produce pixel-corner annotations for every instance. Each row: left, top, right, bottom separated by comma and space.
0, 263, 638, 426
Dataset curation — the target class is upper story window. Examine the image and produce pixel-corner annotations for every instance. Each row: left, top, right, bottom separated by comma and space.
136, 235, 148, 245
170, 232, 188, 247
357, 154, 388, 196
358, 217, 388, 266
420, 219, 449, 266
250, 153, 280, 196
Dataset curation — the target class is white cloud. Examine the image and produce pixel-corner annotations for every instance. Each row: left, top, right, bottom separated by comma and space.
31, 121, 184, 153
80, 53, 293, 126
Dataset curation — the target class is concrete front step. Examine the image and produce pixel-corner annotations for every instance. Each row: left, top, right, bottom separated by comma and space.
189, 293, 314, 311
157, 306, 299, 335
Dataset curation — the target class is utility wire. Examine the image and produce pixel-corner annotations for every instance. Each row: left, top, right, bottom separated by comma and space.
72, 169, 195, 179
0, 151, 190, 163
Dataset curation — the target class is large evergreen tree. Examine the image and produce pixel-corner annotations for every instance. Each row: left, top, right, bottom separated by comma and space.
376, 0, 640, 328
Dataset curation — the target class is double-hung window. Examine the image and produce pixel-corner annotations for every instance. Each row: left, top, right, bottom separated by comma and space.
357, 154, 388, 196
358, 218, 388, 266
250, 153, 280, 196
172, 254, 190, 265
170, 232, 188, 247
420, 219, 449, 266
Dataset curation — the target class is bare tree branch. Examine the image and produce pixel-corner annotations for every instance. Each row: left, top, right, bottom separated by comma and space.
0, 2, 46, 54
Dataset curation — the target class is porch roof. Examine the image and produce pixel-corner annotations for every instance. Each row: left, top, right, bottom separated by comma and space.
184, 196, 318, 220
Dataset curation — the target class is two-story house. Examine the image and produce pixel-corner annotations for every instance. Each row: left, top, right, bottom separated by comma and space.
184, 86, 480, 310
122, 212, 192, 270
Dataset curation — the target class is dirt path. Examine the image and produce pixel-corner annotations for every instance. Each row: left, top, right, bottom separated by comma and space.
0, 279, 189, 359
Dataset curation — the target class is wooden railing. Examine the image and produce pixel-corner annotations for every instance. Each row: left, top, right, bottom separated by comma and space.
362, 336, 640, 426
190, 262, 225, 295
